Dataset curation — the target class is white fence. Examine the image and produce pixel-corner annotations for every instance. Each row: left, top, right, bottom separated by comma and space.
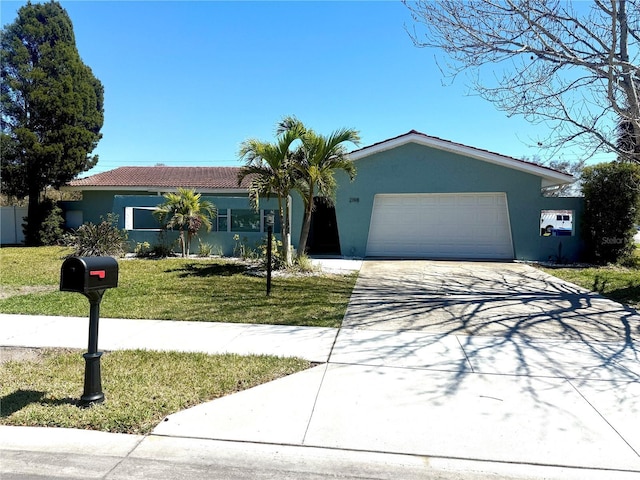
1, 206, 27, 245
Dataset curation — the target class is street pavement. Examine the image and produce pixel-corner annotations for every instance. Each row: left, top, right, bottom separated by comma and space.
1, 260, 639, 479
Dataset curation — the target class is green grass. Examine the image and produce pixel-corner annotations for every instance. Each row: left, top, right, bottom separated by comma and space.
539, 264, 640, 308
0, 247, 357, 327
0, 348, 310, 434
1, 246, 71, 286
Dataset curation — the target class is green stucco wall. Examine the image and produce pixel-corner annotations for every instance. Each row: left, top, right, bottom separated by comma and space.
332, 143, 585, 262
67, 142, 585, 262
71, 191, 282, 256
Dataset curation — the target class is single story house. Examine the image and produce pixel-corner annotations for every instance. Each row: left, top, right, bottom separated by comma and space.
62, 130, 583, 261
61, 166, 283, 256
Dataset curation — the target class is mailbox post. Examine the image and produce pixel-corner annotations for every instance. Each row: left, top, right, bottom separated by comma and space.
60, 256, 119, 407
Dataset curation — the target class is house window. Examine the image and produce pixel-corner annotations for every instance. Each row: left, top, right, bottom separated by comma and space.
231, 209, 260, 232
216, 209, 228, 232
540, 210, 573, 236
124, 207, 162, 231
226, 209, 282, 233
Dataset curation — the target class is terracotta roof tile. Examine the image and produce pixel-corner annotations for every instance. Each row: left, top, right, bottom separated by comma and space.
68, 166, 251, 189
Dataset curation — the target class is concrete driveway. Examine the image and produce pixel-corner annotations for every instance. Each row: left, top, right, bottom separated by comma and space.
151, 260, 640, 475
343, 260, 639, 342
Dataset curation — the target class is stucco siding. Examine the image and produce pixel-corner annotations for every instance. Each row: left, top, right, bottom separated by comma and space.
81, 190, 137, 225
70, 191, 282, 256
335, 143, 583, 261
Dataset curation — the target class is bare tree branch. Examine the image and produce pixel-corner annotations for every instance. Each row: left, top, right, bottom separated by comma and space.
404, 0, 640, 162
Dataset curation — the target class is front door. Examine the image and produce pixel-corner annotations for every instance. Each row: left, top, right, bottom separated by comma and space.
307, 197, 341, 255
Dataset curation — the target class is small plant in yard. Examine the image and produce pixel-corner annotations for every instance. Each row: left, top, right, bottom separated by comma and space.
25, 198, 65, 246
134, 241, 152, 257
259, 235, 284, 270
198, 240, 214, 257
64, 213, 128, 257
233, 234, 258, 259
150, 230, 177, 258
153, 188, 216, 257
293, 253, 317, 273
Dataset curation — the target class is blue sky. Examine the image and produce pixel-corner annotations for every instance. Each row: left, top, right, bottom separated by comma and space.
2, 0, 614, 176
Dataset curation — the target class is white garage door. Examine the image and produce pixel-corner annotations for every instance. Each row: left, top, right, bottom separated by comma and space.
366, 193, 514, 259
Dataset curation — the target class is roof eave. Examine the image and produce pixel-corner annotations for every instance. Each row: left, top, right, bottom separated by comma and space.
62, 185, 249, 194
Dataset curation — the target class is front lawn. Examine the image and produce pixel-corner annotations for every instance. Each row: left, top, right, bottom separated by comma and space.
0, 247, 357, 328
539, 264, 640, 309
0, 348, 309, 434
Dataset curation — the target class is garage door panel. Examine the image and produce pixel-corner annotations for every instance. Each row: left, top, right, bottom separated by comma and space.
366, 193, 514, 259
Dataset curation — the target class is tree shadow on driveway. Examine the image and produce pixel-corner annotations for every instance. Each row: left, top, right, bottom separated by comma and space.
338, 260, 640, 398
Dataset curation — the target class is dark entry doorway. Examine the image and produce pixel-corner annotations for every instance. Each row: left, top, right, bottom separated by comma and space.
307, 197, 341, 255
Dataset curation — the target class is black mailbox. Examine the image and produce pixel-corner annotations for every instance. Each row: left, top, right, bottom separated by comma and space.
60, 255, 119, 407
60, 256, 119, 294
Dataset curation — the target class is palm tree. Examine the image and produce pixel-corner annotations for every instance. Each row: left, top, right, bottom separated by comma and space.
237, 119, 305, 266
287, 123, 360, 255
154, 187, 216, 257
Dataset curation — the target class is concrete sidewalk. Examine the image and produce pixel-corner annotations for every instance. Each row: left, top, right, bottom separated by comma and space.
0, 314, 337, 363
2, 315, 640, 478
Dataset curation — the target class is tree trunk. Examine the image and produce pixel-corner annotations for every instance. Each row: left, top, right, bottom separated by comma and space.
283, 196, 292, 266
25, 184, 41, 246
297, 196, 314, 256
179, 229, 186, 257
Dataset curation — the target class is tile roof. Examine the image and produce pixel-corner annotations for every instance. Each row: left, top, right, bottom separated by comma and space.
67, 166, 251, 189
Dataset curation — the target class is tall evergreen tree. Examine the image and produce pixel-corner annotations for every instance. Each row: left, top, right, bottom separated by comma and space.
1, 1, 104, 244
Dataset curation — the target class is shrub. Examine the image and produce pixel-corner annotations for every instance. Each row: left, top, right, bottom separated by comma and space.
293, 253, 316, 272
259, 235, 284, 270
23, 198, 64, 246
134, 242, 152, 257
197, 240, 213, 257
233, 234, 258, 260
581, 162, 640, 264
149, 230, 176, 258
65, 213, 128, 257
